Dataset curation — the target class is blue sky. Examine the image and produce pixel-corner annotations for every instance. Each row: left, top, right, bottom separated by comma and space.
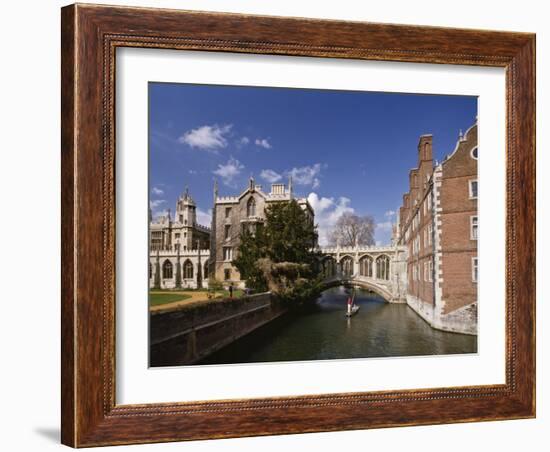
149, 82, 477, 245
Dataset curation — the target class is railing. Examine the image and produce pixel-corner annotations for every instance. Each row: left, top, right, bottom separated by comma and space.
149, 248, 211, 256
318, 245, 405, 254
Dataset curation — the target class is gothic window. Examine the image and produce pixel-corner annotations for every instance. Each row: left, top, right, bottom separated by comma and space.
225, 207, 231, 218
223, 247, 233, 261
179, 215, 183, 223
472, 257, 478, 282
224, 269, 231, 281
359, 256, 373, 277
183, 260, 193, 279
341, 256, 353, 277
162, 260, 173, 279
149, 262, 152, 279
247, 197, 256, 217
203, 260, 209, 279
323, 258, 336, 278
224, 224, 231, 240
376, 255, 390, 280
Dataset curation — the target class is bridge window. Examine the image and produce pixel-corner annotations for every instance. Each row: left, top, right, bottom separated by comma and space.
376, 255, 390, 280
247, 197, 256, 217
162, 260, 173, 279
183, 260, 193, 279
359, 256, 373, 277
341, 256, 353, 277
323, 258, 336, 278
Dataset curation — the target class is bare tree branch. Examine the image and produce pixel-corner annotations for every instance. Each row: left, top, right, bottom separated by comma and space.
328, 212, 375, 247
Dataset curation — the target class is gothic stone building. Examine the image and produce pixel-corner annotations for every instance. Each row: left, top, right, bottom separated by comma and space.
397, 122, 478, 335
210, 177, 314, 286
149, 189, 211, 289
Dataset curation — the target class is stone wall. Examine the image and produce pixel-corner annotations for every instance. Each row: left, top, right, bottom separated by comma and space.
150, 292, 285, 366
406, 294, 477, 335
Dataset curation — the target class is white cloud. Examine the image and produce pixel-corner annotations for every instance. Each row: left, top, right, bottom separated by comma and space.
238, 136, 250, 147
260, 169, 282, 183
153, 209, 169, 219
307, 192, 355, 246
376, 221, 393, 231
151, 186, 164, 196
289, 163, 322, 189
213, 157, 244, 187
255, 138, 272, 149
188, 169, 198, 175
197, 208, 212, 226
149, 199, 166, 209
178, 124, 232, 150
384, 210, 396, 217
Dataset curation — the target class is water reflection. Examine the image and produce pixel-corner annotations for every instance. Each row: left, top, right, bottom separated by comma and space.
200, 286, 477, 365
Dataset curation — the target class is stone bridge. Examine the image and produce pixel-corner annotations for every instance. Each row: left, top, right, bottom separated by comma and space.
317, 244, 408, 303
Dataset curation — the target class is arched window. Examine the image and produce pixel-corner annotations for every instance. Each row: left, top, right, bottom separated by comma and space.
183, 260, 194, 279
247, 197, 256, 217
359, 256, 373, 277
376, 255, 390, 280
471, 146, 478, 160
322, 257, 336, 278
162, 260, 173, 279
203, 260, 209, 279
341, 256, 353, 277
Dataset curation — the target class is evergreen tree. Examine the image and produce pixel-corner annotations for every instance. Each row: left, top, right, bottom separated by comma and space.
233, 200, 320, 294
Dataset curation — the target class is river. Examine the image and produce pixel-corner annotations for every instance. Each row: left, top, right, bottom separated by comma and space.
200, 286, 477, 365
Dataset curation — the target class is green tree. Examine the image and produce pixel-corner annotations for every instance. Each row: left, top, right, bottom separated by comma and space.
233, 200, 321, 298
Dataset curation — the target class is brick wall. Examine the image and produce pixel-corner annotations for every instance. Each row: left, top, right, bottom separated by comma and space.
439, 124, 478, 314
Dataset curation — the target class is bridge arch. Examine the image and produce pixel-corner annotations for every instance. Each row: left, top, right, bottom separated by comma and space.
320, 277, 393, 302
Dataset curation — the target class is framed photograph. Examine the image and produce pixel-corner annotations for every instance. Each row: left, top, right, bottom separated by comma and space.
61, 3, 535, 447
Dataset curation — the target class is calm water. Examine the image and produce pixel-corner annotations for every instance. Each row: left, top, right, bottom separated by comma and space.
201, 286, 477, 365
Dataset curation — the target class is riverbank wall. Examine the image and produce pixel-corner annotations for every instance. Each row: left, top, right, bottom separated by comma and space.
406, 294, 477, 335
150, 292, 286, 366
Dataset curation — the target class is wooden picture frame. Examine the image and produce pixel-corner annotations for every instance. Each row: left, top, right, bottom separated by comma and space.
61, 3, 535, 447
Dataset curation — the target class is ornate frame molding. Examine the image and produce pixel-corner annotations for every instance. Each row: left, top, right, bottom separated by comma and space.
61, 4, 535, 447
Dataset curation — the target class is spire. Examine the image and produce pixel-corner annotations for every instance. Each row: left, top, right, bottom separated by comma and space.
184, 185, 189, 199
167, 208, 171, 223
459, 129, 463, 140
213, 178, 218, 202
249, 175, 255, 191
288, 175, 293, 199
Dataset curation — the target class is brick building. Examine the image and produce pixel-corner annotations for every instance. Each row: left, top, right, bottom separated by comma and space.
397, 122, 478, 335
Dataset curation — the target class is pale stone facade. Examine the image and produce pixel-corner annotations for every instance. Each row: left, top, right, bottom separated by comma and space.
149, 188, 211, 289
318, 244, 408, 302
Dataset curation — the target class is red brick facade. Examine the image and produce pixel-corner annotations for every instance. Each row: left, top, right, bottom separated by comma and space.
438, 124, 478, 314
397, 123, 478, 335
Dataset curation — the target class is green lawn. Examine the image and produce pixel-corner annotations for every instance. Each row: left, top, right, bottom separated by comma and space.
149, 293, 191, 307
